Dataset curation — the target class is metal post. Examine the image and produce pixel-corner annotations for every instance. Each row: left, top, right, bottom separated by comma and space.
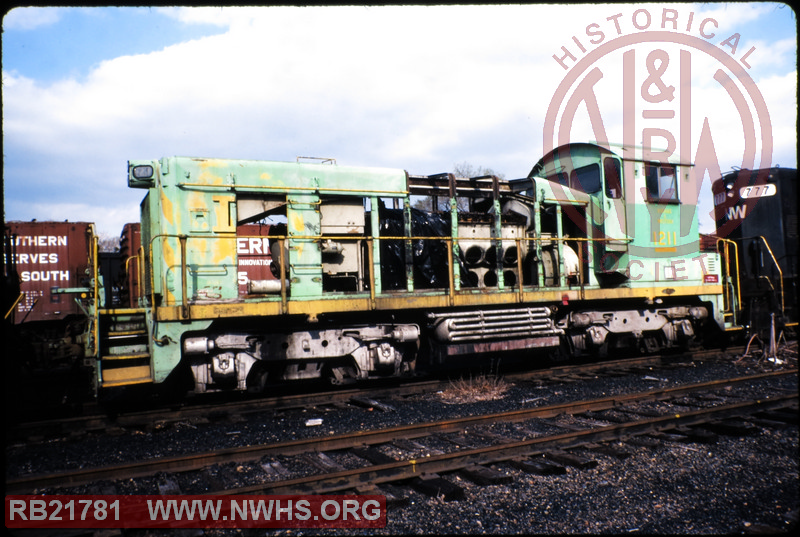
367, 238, 376, 309
179, 235, 188, 319
279, 238, 287, 314
516, 237, 524, 303
768, 313, 777, 361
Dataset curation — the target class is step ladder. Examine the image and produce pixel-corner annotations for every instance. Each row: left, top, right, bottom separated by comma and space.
98, 308, 153, 388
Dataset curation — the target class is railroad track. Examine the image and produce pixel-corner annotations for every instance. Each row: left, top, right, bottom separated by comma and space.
7, 369, 796, 496
7, 348, 741, 444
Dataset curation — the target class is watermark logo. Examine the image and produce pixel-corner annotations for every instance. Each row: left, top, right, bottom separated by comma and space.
543, 7, 773, 259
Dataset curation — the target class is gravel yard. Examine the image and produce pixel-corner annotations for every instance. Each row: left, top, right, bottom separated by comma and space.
369, 428, 797, 535
6, 355, 798, 535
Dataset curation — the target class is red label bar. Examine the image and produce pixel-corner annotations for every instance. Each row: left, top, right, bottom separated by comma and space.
5, 495, 386, 529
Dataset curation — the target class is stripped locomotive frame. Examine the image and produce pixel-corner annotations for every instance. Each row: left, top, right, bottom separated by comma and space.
88, 143, 728, 396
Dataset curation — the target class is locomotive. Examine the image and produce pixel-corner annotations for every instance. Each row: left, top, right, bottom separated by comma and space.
710, 166, 798, 340
4, 142, 792, 401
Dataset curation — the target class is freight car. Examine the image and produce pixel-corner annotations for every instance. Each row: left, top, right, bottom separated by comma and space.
711, 167, 798, 340
3, 221, 97, 369
3, 221, 99, 411
74, 141, 727, 398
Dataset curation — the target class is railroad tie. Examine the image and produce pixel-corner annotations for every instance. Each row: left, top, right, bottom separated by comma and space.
699, 420, 760, 437
350, 446, 398, 465
409, 474, 465, 502
355, 485, 409, 509
585, 442, 633, 460
392, 438, 442, 455
260, 460, 290, 476
675, 426, 719, 444
299, 452, 345, 472
755, 409, 799, 425
544, 450, 598, 470
459, 464, 512, 486
509, 457, 566, 475
348, 396, 396, 412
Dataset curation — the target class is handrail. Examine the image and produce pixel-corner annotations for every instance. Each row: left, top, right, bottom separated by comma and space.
367, 238, 376, 308
144, 231, 706, 317
716, 237, 741, 318
124, 253, 141, 307
179, 235, 188, 319
138, 246, 146, 307
90, 231, 99, 358
746, 236, 785, 313
278, 238, 287, 314
179, 182, 408, 196
4, 292, 24, 320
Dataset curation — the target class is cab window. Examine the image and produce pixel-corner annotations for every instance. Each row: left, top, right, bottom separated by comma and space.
604, 157, 622, 199
645, 163, 678, 202
547, 171, 569, 188
569, 164, 601, 194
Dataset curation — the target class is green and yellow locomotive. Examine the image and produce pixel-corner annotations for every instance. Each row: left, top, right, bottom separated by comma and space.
89, 142, 729, 396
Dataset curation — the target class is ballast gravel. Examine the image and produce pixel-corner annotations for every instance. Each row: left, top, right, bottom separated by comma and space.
6, 355, 798, 535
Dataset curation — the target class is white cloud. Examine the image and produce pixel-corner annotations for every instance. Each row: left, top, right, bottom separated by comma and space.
689, 2, 784, 30
3, 4, 796, 238
3, 7, 61, 30
738, 37, 797, 70
755, 69, 799, 167
155, 6, 264, 28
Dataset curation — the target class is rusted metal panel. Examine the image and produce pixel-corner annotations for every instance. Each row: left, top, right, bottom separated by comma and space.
119, 223, 142, 307
5, 221, 94, 323
236, 223, 275, 296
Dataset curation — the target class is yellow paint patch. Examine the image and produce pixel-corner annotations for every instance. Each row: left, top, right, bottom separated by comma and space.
198, 159, 227, 169
187, 191, 208, 210
290, 212, 304, 233
195, 236, 235, 265
162, 239, 176, 305
198, 170, 225, 185
160, 191, 174, 226
211, 195, 236, 232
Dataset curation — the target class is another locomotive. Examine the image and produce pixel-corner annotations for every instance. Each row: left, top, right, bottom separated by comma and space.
711, 166, 798, 340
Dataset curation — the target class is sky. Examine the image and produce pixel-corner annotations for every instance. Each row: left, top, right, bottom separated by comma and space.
2, 4, 797, 239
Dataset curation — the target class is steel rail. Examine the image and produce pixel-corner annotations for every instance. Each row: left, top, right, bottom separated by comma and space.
246, 393, 798, 495
7, 351, 729, 441
6, 369, 794, 494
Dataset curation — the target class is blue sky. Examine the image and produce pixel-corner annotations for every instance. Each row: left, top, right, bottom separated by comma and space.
3, 4, 797, 237
4, 8, 225, 83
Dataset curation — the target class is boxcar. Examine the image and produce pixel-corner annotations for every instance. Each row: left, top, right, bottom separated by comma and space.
5, 221, 95, 324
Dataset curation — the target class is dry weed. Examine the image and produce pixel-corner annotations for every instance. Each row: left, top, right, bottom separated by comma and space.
438, 373, 510, 404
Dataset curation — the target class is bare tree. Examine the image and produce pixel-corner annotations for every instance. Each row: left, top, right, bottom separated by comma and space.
98, 233, 121, 253
413, 162, 505, 212
452, 161, 504, 180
